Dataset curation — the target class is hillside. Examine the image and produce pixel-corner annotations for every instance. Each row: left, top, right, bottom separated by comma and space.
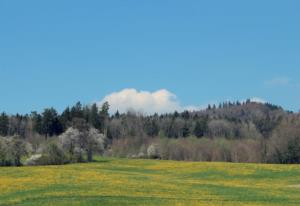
0, 158, 300, 206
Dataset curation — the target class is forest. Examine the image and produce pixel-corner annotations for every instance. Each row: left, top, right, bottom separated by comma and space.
0, 99, 300, 166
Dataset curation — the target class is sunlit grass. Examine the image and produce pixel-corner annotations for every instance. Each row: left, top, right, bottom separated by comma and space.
0, 158, 299, 205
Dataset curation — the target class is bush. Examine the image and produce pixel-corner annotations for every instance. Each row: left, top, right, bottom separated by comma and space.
110, 137, 150, 158
36, 142, 69, 165
147, 144, 160, 159
0, 136, 28, 166
0, 137, 10, 166
24, 154, 43, 166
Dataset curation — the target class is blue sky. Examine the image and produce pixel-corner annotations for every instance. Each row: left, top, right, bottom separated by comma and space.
0, 0, 299, 114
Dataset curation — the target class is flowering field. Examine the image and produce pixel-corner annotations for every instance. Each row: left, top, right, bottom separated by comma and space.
0, 158, 300, 206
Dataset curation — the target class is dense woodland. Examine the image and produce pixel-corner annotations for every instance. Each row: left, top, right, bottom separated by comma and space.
1, 99, 300, 166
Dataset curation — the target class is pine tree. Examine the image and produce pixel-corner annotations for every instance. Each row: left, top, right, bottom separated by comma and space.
182, 122, 190, 138
194, 118, 208, 138
31, 111, 43, 134
89, 103, 101, 130
42, 108, 63, 138
0, 112, 9, 136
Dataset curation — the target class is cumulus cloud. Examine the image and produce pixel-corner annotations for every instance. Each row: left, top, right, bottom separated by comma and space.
97, 88, 268, 115
98, 88, 201, 114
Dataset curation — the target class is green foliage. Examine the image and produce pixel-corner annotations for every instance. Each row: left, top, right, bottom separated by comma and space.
2, 100, 300, 165
0, 136, 28, 166
40, 142, 69, 165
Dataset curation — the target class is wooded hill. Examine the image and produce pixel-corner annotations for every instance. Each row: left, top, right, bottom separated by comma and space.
0, 99, 299, 166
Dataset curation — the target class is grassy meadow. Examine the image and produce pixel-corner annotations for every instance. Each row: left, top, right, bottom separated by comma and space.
0, 158, 300, 206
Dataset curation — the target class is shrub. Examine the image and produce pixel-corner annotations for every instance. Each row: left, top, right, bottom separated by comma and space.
41, 142, 69, 165
147, 144, 160, 159
24, 154, 43, 166
0, 137, 9, 166
28, 142, 69, 166
0, 136, 28, 166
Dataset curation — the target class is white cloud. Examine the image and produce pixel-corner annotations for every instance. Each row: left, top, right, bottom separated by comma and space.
98, 88, 268, 115
240, 97, 266, 104
249, 97, 266, 103
98, 88, 201, 114
264, 77, 290, 87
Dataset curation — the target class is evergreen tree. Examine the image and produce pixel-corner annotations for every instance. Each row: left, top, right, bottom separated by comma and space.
181, 111, 190, 120
0, 112, 9, 136
99, 102, 110, 133
89, 103, 101, 130
114, 110, 120, 118
70, 102, 84, 119
182, 122, 190, 137
60, 107, 71, 129
31, 112, 43, 134
42, 108, 63, 138
194, 118, 208, 138
145, 118, 159, 137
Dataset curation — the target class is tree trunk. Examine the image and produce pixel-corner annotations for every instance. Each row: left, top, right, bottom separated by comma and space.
87, 150, 93, 162
15, 156, 21, 166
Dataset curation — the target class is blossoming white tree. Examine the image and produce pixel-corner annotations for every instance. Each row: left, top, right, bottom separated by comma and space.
59, 127, 105, 162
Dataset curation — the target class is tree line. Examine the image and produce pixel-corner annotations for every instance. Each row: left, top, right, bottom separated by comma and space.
0, 99, 299, 166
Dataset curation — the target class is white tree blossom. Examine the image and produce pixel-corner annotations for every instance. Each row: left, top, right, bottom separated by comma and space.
59, 127, 105, 162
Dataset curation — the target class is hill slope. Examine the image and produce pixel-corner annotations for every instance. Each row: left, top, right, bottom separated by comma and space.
0, 158, 300, 206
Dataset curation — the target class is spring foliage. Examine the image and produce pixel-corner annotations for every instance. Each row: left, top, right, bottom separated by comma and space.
1, 100, 300, 165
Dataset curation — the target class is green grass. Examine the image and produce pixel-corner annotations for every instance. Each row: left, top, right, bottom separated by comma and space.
0, 158, 300, 206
